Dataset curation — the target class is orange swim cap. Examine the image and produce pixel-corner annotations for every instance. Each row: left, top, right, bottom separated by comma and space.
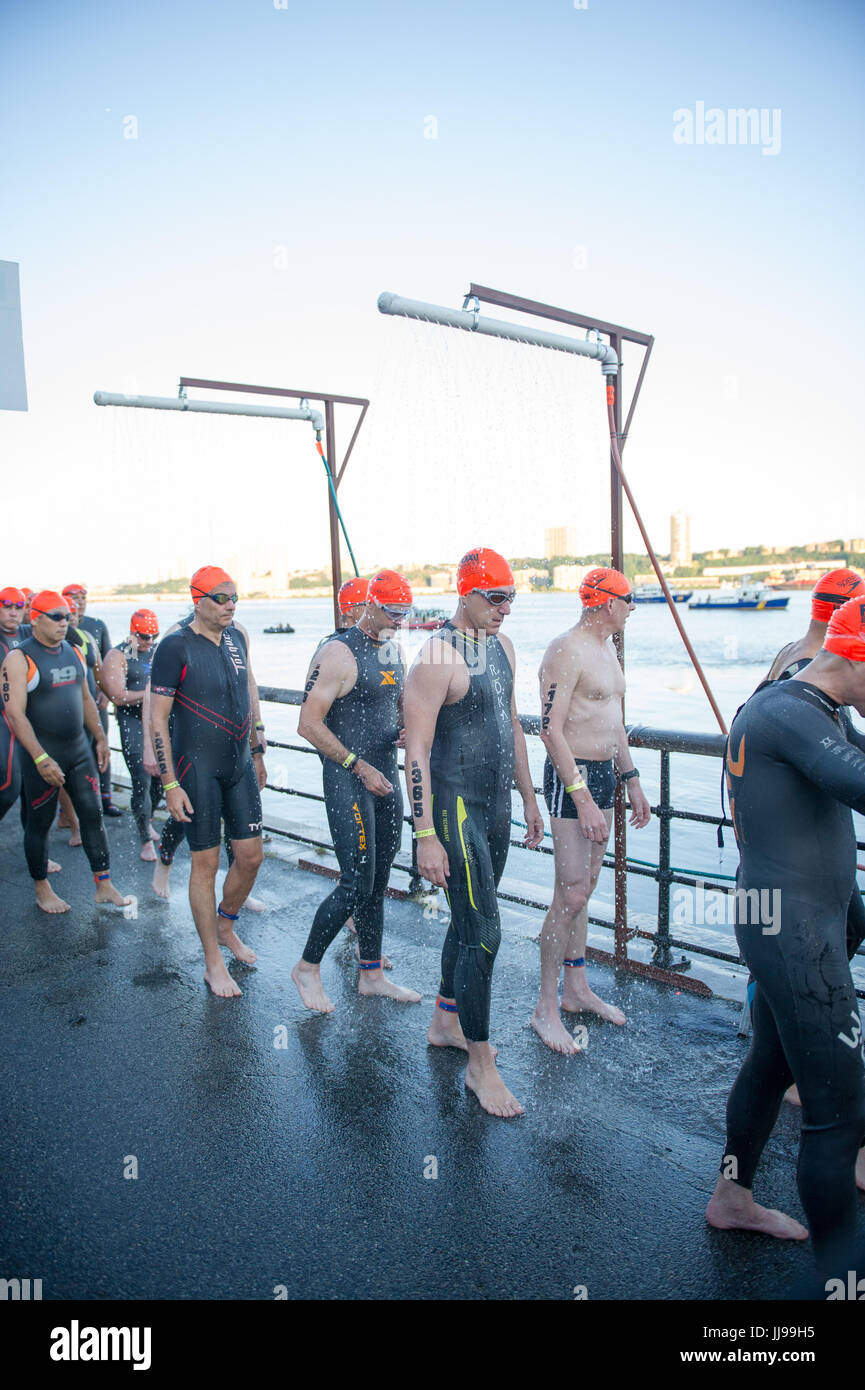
367, 569, 412, 607
823, 598, 865, 663
61, 582, 87, 597
0, 587, 25, 605
811, 569, 865, 623
456, 547, 514, 596
30, 590, 69, 619
20, 587, 34, 599
579, 566, 631, 608
338, 577, 369, 613
190, 565, 234, 602
130, 608, 159, 636
64, 593, 79, 613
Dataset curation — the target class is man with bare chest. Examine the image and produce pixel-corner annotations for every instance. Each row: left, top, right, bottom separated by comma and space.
531, 567, 652, 1054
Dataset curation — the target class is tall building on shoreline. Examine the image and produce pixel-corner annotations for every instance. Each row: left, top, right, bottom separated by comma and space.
545, 525, 577, 559
670, 511, 691, 568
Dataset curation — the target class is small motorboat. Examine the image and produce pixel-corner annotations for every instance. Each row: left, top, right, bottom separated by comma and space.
689, 582, 789, 611
263, 622, 295, 634
634, 586, 692, 604
404, 606, 447, 630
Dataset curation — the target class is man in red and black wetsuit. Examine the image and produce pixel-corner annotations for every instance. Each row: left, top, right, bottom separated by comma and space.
0, 586, 27, 824
150, 566, 266, 998
61, 582, 122, 818
1, 591, 131, 914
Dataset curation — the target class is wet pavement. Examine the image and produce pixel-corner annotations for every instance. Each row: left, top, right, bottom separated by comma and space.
0, 806, 855, 1302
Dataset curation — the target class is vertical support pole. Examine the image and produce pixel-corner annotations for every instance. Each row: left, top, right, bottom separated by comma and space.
609, 335, 628, 964
653, 749, 672, 967
325, 400, 342, 631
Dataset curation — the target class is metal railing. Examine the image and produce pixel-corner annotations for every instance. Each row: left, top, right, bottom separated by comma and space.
110, 688, 864, 996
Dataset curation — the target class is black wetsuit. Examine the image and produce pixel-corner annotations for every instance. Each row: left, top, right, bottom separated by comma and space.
301, 626, 403, 965
765, 656, 865, 960
429, 623, 515, 1043
17, 636, 109, 879
150, 622, 261, 853
0, 627, 23, 820
79, 612, 113, 806
722, 679, 865, 1275
114, 638, 162, 842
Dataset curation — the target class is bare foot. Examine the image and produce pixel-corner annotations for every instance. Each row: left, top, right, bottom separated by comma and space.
35, 881, 71, 914
152, 862, 171, 899
243, 895, 266, 913
562, 980, 626, 1025
139, 841, 157, 862
68, 828, 82, 848
354, 940, 393, 969
148, 823, 160, 842
357, 971, 421, 1003
856, 1146, 865, 1194
784, 1084, 801, 1107
47, 859, 61, 874
291, 960, 334, 1013
530, 1006, 583, 1055
217, 922, 257, 964
94, 880, 134, 908
465, 1061, 524, 1118
427, 1007, 497, 1056
706, 1181, 808, 1240
204, 961, 242, 998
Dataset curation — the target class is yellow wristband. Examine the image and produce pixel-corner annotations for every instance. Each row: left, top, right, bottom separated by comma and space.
163, 780, 179, 792
565, 779, 587, 794
342, 752, 358, 770
34, 752, 48, 765
414, 828, 436, 839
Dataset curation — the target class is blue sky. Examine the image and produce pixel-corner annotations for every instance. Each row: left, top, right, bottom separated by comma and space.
2, 0, 863, 581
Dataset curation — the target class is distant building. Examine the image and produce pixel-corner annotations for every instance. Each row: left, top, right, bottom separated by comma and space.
847, 539, 865, 553
553, 564, 592, 591
670, 511, 691, 568
513, 566, 549, 592
545, 526, 577, 559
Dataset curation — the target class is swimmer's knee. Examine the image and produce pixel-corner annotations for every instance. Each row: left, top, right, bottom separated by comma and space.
232, 837, 263, 870
554, 882, 589, 916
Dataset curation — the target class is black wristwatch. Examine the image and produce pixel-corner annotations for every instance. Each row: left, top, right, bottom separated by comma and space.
251, 743, 264, 756
620, 767, 640, 782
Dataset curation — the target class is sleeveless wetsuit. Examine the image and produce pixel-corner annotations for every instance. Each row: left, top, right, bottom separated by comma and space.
114, 638, 163, 842
150, 622, 261, 853
0, 628, 23, 821
722, 679, 865, 1275
79, 613, 114, 806
301, 626, 404, 965
17, 635, 109, 879
429, 622, 515, 1043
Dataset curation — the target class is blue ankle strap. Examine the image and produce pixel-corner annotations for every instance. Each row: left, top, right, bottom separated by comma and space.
358, 959, 381, 970
564, 957, 586, 968
437, 997, 458, 1012
217, 904, 239, 922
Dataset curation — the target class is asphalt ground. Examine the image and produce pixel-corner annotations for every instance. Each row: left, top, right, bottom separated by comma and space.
1, 802, 860, 1303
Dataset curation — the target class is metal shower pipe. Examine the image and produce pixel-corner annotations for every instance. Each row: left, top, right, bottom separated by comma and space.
377, 291, 619, 376
94, 391, 325, 434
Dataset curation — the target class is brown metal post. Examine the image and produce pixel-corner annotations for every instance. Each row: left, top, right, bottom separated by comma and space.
609, 336, 628, 964
324, 400, 342, 631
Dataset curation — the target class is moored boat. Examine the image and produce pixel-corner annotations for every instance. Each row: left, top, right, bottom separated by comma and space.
404, 605, 447, 629
263, 622, 295, 634
634, 586, 692, 604
689, 582, 789, 611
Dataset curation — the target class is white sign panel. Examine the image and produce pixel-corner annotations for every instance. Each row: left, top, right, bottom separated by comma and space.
0, 261, 28, 411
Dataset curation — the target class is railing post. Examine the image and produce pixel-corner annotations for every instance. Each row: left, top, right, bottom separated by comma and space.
652, 748, 691, 973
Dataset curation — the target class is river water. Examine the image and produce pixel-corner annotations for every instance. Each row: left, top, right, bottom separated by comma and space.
89, 592, 865, 989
